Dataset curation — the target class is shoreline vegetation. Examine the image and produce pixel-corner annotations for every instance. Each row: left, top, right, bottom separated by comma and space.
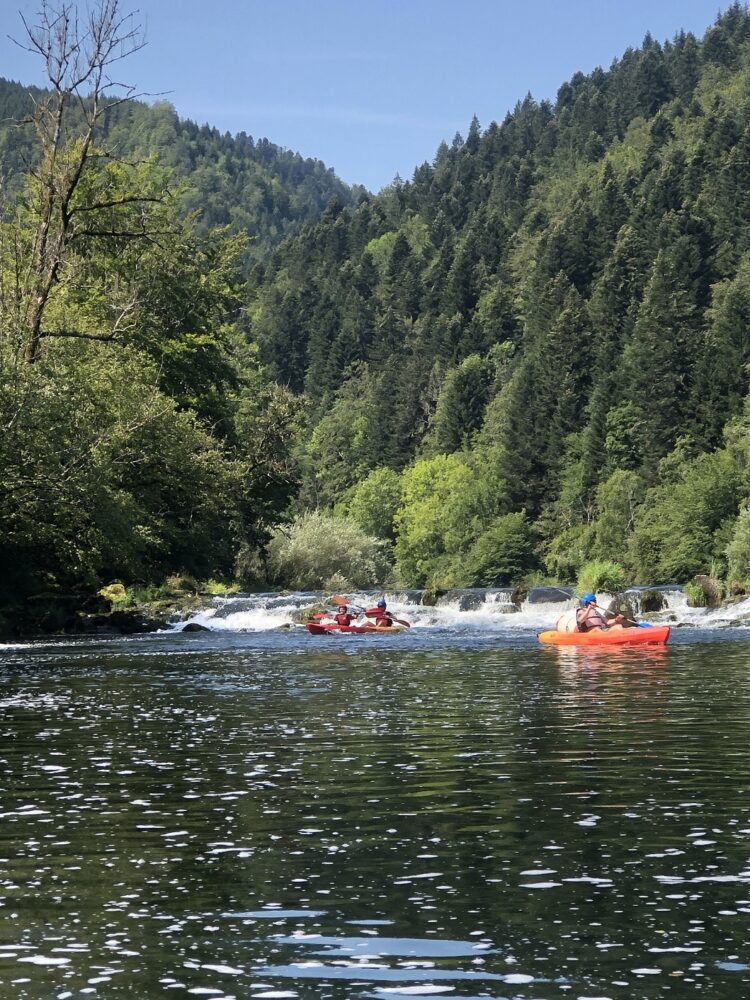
6, 5, 750, 636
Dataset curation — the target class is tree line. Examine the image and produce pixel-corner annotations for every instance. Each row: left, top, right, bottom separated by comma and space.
250, 4, 750, 596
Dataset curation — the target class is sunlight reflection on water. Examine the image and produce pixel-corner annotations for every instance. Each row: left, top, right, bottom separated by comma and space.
0, 634, 748, 996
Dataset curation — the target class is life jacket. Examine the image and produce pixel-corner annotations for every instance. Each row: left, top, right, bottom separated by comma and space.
365, 605, 393, 626
334, 611, 354, 626
576, 606, 607, 632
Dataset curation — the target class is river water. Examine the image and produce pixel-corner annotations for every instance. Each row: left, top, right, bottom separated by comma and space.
0, 593, 749, 998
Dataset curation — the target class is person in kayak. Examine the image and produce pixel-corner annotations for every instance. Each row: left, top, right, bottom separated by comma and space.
372, 598, 394, 627
576, 593, 637, 631
334, 605, 355, 626
576, 593, 609, 631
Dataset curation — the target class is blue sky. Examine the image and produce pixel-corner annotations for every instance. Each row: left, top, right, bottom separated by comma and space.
0, 0, 731, 191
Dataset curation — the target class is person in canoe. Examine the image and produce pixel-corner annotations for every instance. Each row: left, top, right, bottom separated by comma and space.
576, 593, 637, 632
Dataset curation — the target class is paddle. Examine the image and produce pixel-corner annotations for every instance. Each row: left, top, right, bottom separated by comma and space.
591, 601, 647, 629
330, 595, 365, 613
330, 595, 411, 628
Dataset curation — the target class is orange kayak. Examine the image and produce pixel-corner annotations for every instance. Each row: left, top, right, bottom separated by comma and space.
538, 625, 670, 646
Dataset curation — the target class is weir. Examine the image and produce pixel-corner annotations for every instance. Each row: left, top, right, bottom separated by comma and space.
177, 583, 749, 633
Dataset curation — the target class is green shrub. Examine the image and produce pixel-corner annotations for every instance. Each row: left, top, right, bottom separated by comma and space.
202, 579, 241, 596
98, 582, 131, 610
267, 512, 392, 590
394, 454, 496, 586
592, 469, 645, 564
235, 544, 268, 589
160, 574, 199, 596
684, 580, 707, 607
461, 513, 535, 586
543, 523, 594, 582
576, 559, 626, 596
628, 449, 741, 582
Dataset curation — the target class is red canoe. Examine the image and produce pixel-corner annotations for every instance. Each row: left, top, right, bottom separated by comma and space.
306, 621, 407, 635
538, 625, 670, 646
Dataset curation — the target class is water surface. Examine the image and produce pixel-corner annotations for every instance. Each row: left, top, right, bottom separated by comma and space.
0, 626, 748, 998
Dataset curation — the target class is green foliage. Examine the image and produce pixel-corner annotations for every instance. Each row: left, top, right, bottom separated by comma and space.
460, 513, 536, 586
692, 253, 750, 445
726, 504, 750, 584
303, 367, 379, 506
202, 580, 241, 597
98, 583, 129, 610
683, 580, 707, 607
628, 448, 742, 582
266, 512, 392, 590
0, 168, 301, 621
98, 574, 237, 611
429, 354, 493, 453
592, 469, 646, 564
337, 467, 403, 541
576, 559, 627, 596
544, 523, 595, 582
621, 235, 708, 472
0, 343, 245, 591
394, 454, 500, 586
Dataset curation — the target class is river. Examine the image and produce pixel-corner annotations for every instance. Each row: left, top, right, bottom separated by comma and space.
0, 591, 748, 998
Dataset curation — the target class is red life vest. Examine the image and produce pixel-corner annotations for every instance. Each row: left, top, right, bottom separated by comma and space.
334, 611, 353, 626
366, 606, 392, 626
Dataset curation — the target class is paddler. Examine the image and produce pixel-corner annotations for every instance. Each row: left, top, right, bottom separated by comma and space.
576, 593, 637, 631
333, 604, 355, 626
364, 597, 394, 627
375, 599, 395, 627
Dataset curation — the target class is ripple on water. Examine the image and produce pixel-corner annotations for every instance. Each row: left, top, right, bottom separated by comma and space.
0, 637, 749, 996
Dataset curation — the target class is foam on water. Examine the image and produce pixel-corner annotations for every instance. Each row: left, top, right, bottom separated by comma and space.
682, 593, 750, 625
185, 604, 300, 632
177, 585, 703, 634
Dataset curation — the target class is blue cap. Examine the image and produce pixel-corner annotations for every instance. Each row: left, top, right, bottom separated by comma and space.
580, 592, 596, 606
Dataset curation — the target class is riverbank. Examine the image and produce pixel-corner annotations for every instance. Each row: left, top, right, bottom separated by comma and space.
0, 578, 239, 640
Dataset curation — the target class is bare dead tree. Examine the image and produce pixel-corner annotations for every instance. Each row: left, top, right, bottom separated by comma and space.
7, 0, 167, 362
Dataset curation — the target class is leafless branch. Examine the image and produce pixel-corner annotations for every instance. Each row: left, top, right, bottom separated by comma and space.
68, 194, 164, 215
68, 228, 166, 241
7, 1, 163, 363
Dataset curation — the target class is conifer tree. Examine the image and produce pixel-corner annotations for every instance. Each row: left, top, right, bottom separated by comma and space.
623, 244, 703, 470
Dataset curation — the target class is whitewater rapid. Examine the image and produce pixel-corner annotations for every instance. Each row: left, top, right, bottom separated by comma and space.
179, 585, 750, 633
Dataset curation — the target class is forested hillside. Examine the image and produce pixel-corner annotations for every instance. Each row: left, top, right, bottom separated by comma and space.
250, 4, 750, 594
0, 77, 358, 260
6, 0, 750, 637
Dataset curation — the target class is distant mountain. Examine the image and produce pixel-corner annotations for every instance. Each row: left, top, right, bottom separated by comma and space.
0, 77, 362, 260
